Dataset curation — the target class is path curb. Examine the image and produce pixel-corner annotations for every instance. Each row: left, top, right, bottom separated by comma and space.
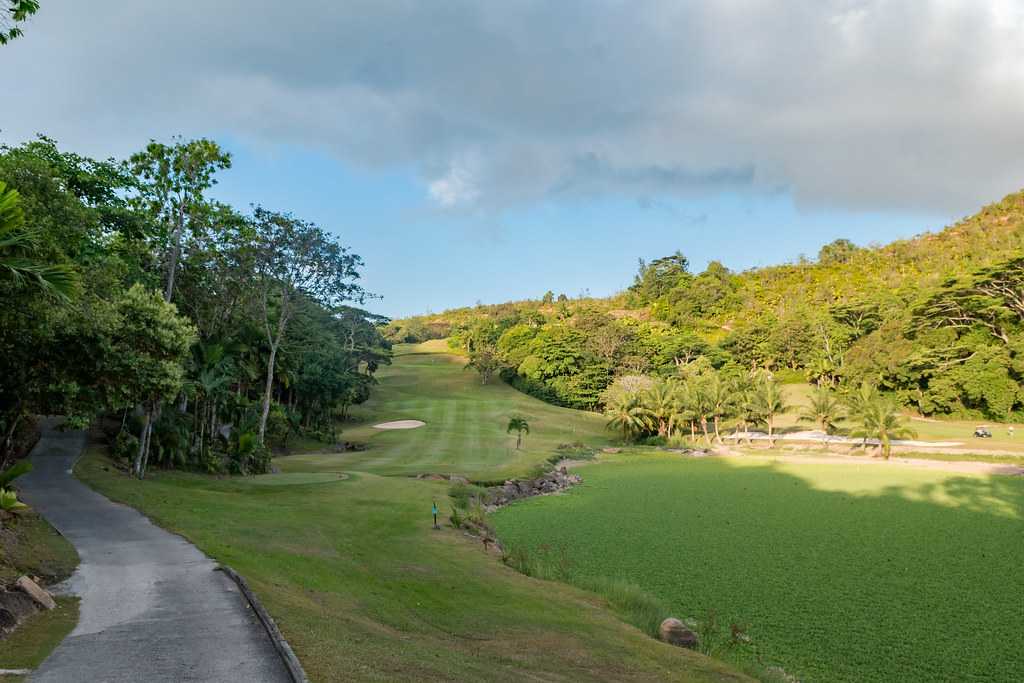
217, 565, 310, 683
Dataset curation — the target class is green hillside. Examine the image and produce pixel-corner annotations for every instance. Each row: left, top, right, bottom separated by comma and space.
390, 190, 1024, 421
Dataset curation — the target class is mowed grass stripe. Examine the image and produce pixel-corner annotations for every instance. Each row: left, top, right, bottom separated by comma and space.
319, 342, 608, 480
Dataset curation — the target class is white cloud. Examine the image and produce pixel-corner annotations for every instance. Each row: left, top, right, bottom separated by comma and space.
2, 1, 1023, 214
428, 160, 480, 208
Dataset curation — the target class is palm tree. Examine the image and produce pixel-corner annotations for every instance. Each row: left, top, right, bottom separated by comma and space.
849, 396, 916, 459
0, 181, 77, 300
604, 393, 652, 443
643, 379, 679, 437
507, 416, 530, 449
703, 373, 736, 444
750, 373, 789, 447
799, 386, 844, 445
844, 381, 881, 447
667, 381, 698, 441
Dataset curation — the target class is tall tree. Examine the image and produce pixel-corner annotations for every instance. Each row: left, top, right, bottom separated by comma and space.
251, 207, 364, 446
129, 138, 231, 302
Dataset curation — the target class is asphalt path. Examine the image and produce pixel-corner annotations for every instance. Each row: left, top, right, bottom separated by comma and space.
18, 419, 291, 683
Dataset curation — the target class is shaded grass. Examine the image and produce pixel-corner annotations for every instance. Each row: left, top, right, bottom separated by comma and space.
76, 448, 748, 683
0, 596, 79, 681
492, 455, 1024, 682
0, 512, 79, 586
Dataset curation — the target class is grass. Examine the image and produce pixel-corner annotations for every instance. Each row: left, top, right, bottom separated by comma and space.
774, 383, 1024, 454
73, 343, 748, 683
492, 454, 1024, 682
0, 505, 79, 680
0, 596, 79, 682
288, 341, 609, 481
0, 511, 79, 586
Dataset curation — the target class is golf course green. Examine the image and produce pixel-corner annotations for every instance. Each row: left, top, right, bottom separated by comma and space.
77, 342, 1024, 682
493, 455, 1024, 682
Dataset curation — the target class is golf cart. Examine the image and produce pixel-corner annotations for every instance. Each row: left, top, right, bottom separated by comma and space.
973, 426, 992, 438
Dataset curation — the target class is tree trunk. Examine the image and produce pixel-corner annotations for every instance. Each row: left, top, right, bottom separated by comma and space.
767, 416, 775, 448
1, 405, 24, 466
164, 206, 185, 302
258, 343, 278, 446
699, 416, 710, 445
516, 432, 522, 449
135, 408, 152, 479
713, 415, 721, 444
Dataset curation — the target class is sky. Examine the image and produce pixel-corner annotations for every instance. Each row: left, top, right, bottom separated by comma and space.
3, 1, 1024, 318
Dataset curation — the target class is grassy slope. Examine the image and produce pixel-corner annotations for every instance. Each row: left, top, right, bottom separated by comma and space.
301, 340, 608, 481
75, 342, 747, 683
0, 511, 79, 678
0, 597, 79, 682
493, 455, 1024, 682
0, 511, 79, 586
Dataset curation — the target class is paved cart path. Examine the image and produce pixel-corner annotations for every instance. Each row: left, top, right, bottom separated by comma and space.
18, 420, 291, 683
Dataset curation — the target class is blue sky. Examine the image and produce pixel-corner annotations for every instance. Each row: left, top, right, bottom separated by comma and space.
212, 142, 950, 318
3, 2, 1021, 319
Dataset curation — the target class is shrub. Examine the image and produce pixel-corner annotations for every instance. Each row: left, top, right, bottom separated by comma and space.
112, 430, 139, 464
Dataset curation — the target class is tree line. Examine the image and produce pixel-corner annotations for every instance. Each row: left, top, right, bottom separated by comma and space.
0, 136, 389, 477
391, 190, 1024, 421
602, 365, 915, 459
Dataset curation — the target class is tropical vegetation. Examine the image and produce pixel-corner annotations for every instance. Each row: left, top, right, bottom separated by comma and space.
391, 190, 1024, 423
0, 136, 390, 478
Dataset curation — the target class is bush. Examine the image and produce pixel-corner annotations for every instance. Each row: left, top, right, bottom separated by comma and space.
112, 430, 139, 464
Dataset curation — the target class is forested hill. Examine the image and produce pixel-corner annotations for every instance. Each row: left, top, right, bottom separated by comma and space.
389, 189, 1024, 420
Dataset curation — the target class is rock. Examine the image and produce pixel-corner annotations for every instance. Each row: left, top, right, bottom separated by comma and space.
449, 475, 469, 485
0, 607, 17, 632
15, 576, 55, 611
659, 618, 698, 649
601, 447, 622, 453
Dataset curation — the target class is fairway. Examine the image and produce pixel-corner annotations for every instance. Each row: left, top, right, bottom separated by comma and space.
492, 455, 1024, 682
294, 341, 609, 480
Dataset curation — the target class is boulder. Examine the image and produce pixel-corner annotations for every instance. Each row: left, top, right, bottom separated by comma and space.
16, 576, 55, 611
659, 618, 698, 649
449, 475, 469, 485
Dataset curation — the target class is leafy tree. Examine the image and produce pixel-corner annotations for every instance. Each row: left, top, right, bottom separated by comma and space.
818, 238, 860, 265
507, 416, 530, 449
94, 285, 196, 478
466, 347, 501, 384
129, 138, 231, 301
629, 251, 690, 303
0, 0, 37, 44
250, 208, 364, 445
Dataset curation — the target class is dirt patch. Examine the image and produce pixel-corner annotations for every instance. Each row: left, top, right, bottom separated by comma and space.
372, 420, 425, 430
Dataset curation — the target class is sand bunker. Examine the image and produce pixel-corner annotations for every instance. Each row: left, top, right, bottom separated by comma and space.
373, 420, 426, 430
